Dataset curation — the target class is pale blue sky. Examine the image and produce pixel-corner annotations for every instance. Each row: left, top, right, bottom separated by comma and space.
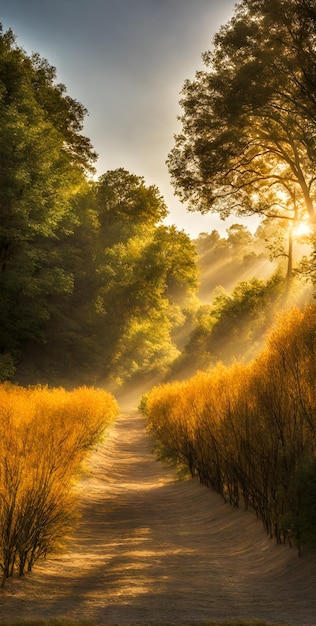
0, 0, 252, 238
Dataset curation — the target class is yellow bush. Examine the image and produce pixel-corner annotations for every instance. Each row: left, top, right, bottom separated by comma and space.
144, 306, 316, 553
0, 384, 118, 586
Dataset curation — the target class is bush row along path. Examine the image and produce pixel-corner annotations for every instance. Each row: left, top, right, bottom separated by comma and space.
1, 411, 316, 625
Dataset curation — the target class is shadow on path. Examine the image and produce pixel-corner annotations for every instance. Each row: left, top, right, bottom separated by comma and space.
1, 411, 316, 625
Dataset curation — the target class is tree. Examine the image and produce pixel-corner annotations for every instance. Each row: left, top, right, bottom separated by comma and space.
168, 272, 284, 381
14, 182, 104, 386
0, 26, 96, 379
94, 170, 198, 383
167, 0, 316, 233
95, 168, 167, 245
0, 27, 200, 388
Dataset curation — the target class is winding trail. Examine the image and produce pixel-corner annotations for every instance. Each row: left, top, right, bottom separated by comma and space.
1, 411, 316, 625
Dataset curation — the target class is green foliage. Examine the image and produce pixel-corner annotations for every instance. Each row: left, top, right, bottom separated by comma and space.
0, 353, 16, 380
167, 0, 316, 237
6, 161, 198, 386
96, 167, 167, 244
0, 25, 96, 380
195, 223, 285, 302
2, 19, 312, 394
295, 227, 316, 289
168, 272, 284, 380
93, 172, 199, 384
168, 221, 313, 383
0, 22, 199, 387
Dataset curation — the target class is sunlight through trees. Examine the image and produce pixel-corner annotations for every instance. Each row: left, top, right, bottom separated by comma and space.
167, 0, 316, 259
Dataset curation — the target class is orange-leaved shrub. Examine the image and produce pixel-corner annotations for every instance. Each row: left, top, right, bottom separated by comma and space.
0, 384, 118, 587
144, 306, 316, 555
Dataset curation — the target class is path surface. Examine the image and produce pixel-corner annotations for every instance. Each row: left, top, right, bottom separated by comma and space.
1, 411, 316, 625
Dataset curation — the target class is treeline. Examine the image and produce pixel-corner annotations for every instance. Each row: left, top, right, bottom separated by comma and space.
0, 26, 198, 388
195, 222, 313, 301
2, 24, 316, 391
195, 224, 277, 301
168, 222, 313, 382
0, 383, 118, 587
168, 272, 284, 381
143, 306, 316, 556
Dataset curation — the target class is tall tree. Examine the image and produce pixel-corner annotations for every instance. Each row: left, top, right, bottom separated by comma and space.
167, 0, 316, 231
95, 168, 168, 244
94, 169, 198, 384
0, 26, 96, 379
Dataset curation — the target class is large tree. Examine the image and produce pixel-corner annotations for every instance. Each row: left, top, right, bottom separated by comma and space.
94, 169, 198, 384
0, 26, 96, 379
167, 0, 316, 230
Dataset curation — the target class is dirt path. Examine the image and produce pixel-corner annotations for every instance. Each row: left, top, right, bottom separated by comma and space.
1, 411, 316, 625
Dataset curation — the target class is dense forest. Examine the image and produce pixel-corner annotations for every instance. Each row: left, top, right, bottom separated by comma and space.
0, 15, 315, 391
0, 25, 199, 389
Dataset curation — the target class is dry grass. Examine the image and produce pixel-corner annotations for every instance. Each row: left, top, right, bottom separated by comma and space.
1, 413, 315, 625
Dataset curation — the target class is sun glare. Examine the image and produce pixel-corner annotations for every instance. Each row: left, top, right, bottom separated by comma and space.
292, 222, 312, 238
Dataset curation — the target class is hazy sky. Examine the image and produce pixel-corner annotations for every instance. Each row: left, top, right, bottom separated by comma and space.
0, 0, 246, 238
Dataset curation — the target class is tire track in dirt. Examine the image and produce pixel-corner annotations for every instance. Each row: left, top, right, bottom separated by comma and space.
1, 411, 316, 625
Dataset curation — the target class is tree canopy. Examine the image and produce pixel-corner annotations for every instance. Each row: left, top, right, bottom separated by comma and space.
0, 25, 200, 387
167, 0, 316, 228
1, 18, 315, 390
0, 25, 96, 379
93, 169, 198, 384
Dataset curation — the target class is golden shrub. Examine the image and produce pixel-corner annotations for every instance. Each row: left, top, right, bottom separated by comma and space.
0, 384, 119, 586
